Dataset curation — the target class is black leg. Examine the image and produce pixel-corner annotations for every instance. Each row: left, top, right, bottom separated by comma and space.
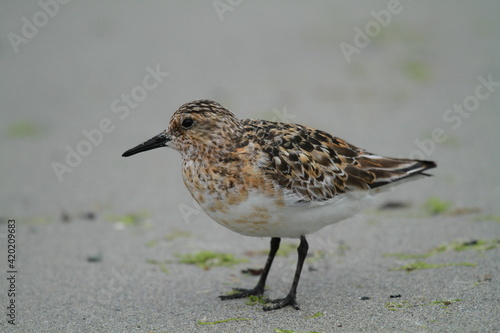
220, 237, 281, 300
263, 236, 308, 311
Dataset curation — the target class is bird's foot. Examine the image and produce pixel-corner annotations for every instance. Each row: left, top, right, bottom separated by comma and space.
263, 294, 299, 311
219, 287, 264, 300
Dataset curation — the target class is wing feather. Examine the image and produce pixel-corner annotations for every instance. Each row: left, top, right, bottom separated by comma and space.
240, 119, 436, 204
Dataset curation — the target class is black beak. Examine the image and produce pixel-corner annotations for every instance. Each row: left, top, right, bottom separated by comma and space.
122, 132, 170, 157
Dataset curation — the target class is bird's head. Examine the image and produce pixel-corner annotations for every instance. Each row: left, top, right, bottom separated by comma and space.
122, 100, 242, 160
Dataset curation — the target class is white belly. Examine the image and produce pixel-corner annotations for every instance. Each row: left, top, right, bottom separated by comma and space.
200, 189, 376, 238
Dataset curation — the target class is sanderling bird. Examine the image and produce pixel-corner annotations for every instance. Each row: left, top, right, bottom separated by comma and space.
122, 100, 436, 311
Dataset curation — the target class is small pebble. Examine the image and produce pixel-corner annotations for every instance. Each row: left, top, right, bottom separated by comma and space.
241, 268, 263, 275
61, 212, 71, 223
87, 253, 103, 262
378, 201, 410, 210
82, 211, 96, 220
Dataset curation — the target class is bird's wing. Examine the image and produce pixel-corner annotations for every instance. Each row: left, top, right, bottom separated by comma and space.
241, 119, 435, 204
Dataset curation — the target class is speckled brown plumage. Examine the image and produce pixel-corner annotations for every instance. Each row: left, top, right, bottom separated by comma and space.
122, 99, 436, 311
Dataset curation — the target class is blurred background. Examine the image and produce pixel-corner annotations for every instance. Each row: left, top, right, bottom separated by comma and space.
1, 1, 499, 217
0, 1, 499, 331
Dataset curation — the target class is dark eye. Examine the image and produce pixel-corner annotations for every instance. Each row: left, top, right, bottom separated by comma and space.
181, 118, 194, 129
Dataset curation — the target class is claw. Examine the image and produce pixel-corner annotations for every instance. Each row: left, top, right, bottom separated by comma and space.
219, 287, 264, 300
263, 294, 299, 311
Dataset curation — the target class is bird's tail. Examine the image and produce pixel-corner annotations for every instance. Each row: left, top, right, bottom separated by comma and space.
355, 155, 436, 189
